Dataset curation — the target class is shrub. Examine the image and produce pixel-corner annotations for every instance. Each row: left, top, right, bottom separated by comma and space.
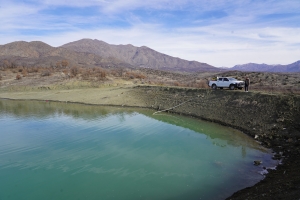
70, 66, 79, 76
136, 74, 146, 79
16, 74, 22, 80
22, 70, 28, 77
100, 70, 106, 78
173, 82, 181, 86
95, 69, 107, 80
56, 61, 61, 68
61, 60, 69, 68
125, 71, 146, 79
3, 60, 10, 68
81, 68, 92, 80
27, 67, 39, 73
197, 80, 210, 88
41, 70, 51, 76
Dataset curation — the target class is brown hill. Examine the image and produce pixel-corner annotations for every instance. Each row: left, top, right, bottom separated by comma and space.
0, 39, 219, 72
0, 41, 53, 58
61, 39, 218, 72
0, 41, 133, 69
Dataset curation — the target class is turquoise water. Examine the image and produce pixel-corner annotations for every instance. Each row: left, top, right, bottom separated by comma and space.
0, 100, 277, 200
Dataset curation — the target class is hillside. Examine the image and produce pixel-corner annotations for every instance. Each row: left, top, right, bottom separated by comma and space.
60, 39, 219, 72
0, 39, 220, 73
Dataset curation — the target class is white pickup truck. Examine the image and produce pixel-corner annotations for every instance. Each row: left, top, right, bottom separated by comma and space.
208, 77, 244, 90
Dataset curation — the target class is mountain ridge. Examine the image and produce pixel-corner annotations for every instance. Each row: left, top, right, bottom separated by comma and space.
0, 39, 219, 72
1, 39, 299, 72
0, 40, 128, 68
231, 61, 300, 72
60, 39, 217, 72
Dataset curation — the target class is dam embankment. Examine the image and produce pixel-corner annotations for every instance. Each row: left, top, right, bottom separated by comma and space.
132, 86, 300, 140
131, 86, 300, 199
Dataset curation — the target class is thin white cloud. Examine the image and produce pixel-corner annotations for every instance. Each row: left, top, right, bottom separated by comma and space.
13, 22, 296, 67
0, 3, 40, 22
0, 0, 299, 67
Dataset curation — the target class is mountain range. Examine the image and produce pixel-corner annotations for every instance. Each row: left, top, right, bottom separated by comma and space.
0, 38, 299, 73
0, 39, 218, 73
230, 61, 300, 72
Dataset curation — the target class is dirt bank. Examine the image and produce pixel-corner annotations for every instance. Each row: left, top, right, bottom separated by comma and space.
0, 85, 300, 199
132, 86, 300, 200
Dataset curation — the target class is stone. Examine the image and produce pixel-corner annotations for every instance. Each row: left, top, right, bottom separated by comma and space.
254, 160, 262, 166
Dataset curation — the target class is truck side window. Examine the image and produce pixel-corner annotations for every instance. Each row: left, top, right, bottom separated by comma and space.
218, 78, 223, 81
224, 78, 229, 81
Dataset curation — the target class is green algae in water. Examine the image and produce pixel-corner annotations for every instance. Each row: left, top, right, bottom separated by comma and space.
0, 100, 277, 200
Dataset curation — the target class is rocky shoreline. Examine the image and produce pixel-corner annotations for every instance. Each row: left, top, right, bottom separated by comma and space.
0, 85, 299, 199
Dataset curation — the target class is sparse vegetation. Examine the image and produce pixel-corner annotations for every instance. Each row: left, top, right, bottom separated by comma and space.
41, 70, 51, 77
0, 59, 299, 94
61, 60, 69, 68
70, 66, 79, 77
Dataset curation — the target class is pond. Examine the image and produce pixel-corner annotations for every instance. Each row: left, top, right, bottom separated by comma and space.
0, 99, 278, 200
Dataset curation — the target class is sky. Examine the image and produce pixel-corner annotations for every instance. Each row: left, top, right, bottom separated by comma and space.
0, 0, 300, 67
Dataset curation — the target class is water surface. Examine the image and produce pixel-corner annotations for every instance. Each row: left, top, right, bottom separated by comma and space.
0, 100, 277, 200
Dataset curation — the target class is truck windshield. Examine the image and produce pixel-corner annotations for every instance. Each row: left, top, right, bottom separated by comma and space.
228, 78, 237, 81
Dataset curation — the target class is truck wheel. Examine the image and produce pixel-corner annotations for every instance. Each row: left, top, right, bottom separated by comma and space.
212, 84, 217, 90
229, 84, 235, 90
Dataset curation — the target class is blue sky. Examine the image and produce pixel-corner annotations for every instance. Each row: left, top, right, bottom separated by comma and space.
0, 0, 300, 67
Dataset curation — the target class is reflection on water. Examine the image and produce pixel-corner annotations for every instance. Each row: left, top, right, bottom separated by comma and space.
0, 99, 277, 200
